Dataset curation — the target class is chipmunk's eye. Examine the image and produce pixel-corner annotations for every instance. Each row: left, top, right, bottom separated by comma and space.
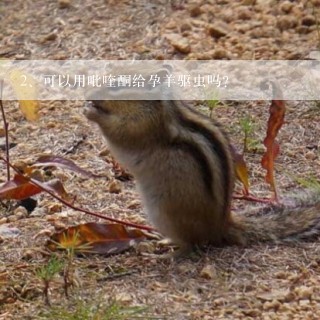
90, 100, 103, 109
94, 101, 113, 113
107, 81, 125, 92
86, 88, 114, 101
85, 100, 110, 113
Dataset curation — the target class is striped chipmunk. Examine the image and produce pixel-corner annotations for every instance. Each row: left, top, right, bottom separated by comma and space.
83, 67, 320, 258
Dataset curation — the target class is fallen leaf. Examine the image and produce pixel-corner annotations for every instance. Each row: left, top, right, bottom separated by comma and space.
33, 155, 104, 178
261, 96, 286, 199
230, 145, 250, 194
0, 174, 70, 201
48, 222, 146, 255
9, 69, 39, 121
0, 174, 42, 200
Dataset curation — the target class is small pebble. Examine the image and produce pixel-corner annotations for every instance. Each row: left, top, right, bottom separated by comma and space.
200, 264, 217, 279
165, 34, 191, 54
58, 0, 71, 9
108, 179, 122, 194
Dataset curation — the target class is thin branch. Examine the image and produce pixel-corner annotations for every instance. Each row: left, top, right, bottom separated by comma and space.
0, 80, 10, 180
0, 156, 155, 232
233, 193, 275, 204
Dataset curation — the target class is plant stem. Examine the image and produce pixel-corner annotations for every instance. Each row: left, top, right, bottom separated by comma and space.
0, 80, 10, 180
0, 156, 155, 232
43, 280, 51, 306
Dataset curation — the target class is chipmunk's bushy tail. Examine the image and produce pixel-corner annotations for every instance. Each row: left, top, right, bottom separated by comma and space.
228, 194, 320, 245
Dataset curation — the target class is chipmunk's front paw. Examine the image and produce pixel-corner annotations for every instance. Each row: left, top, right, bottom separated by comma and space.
161, 246, 194, 261
144, 244, 194, 261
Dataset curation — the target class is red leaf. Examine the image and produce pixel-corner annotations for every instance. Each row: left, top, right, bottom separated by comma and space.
0, 174, 71, 201
48, 222, 146, 255
261, 99, 286, 198
0, 174, 42, 200
33, 155, 104, 178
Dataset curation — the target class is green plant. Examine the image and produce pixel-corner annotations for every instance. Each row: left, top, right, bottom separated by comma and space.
207, 98, 220, 117
239, 115, 256, 153
54, 230, 91, 298
36, 254, 64, 305
295, 176, 320, 191
206, 89, 223, 118
38, 298, 159, 320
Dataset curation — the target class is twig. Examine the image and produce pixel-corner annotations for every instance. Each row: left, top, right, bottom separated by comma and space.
0, 156, 155, 232
43, 280, 51, 306
0, 80, 10, 180
233, 193, 274, 204
97, 271, 136, 281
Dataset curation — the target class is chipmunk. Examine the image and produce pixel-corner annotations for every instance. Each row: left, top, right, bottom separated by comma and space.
83, 88, 320, 257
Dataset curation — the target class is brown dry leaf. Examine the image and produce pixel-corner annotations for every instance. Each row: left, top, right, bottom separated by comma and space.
48, 222, 146, 255
45, 178, 72, 201
9, 69, 39, 121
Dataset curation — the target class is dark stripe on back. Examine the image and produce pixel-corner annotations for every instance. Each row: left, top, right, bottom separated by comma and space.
286, 221, 320, 241
173, 103, 232, 212
171, 140, 213, 195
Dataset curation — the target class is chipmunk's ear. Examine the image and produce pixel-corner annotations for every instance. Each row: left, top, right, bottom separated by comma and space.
156, 64, 173, 82
156, 69, 169, 83
162, 63, 173, 73
135, 66, 171, 99
142, 65, 174, 99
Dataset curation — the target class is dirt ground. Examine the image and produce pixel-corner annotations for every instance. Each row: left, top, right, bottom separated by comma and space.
1, 0, 320, 319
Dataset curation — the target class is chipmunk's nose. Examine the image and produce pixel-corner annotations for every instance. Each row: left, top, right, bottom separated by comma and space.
84, 100, 105, 110
85, 85, 112, 101
83, 100, 108, 121
84, 101, 93, 108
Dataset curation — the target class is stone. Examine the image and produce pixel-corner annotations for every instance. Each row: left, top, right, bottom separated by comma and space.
207, 22, 230, 38
301, 15, 316, 27
189, 5, 202, 17
295, 286, 313, 300
237, 7, 252, 20
211, 48, 230, 59
0, 225, 21, 238
108, 179, 122, 194
165, 34, 191, 54
58, 0, 71, 9
280, 1, 293, 13
200, 264, 217, 279
277, 16, 298, 31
